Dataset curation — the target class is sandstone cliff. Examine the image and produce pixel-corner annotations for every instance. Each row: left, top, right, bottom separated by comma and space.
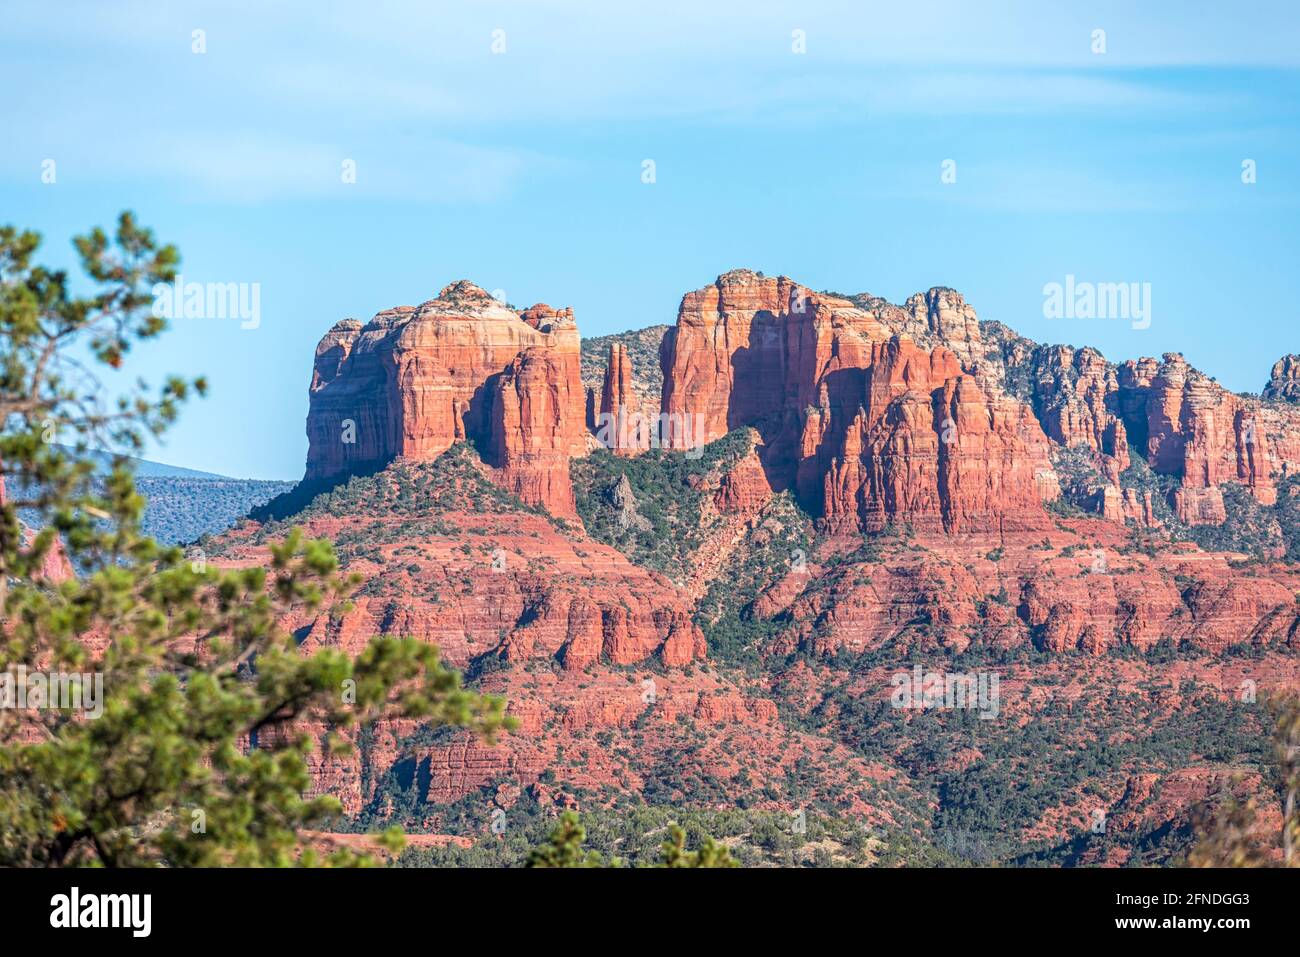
304, 282, 585, 517
659, 270, 1060, 535
987, 325, 1300, 525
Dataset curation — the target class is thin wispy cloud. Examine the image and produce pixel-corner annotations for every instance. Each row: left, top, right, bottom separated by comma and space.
0, 127, 551, 205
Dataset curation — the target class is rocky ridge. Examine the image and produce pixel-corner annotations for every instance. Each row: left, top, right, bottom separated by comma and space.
254, 268, 1300, 864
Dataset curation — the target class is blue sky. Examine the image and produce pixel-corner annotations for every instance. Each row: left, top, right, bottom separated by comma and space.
2, 0, 1298, 478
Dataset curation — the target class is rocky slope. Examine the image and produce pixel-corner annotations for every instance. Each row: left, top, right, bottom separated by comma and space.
222, 269, 1300, 865
208, 448, 923, 829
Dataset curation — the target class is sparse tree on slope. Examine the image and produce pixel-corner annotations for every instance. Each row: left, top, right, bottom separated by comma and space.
0, 214, 513, 866
526, 810, 736, 868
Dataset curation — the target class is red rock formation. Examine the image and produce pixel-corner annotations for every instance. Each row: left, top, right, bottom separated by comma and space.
1118, 354, 1278, 519
990, 330, 1300, 525
713, 449, 772, 515
596, 342, 650, 454
579, 326, 670, 416
762, 519, 1300, 659
846, 287, 984, 371
1023, 346, 1130, 480
659, 270, 1060, 534
487, 345, 585, 519
900, 287, 984, 369
661, 271, 828, 460
304, 282, 585, 517
1172, 487, 1227, 525
1264, 354, 1300, 403
1094, 485, 1160, 527
820, 339, 1059, 535
241, 268, 1300, 849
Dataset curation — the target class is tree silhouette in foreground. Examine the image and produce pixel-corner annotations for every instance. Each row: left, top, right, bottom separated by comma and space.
1189, 693, 1300, 867
0, 214, 513, 866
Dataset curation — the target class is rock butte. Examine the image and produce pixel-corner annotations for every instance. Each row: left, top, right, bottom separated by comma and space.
305, 281, 585, 518
658, 270, 1300, 531
306, 269, 1300, 536
263, 268, 1300, 837
293, 268, 1300, 666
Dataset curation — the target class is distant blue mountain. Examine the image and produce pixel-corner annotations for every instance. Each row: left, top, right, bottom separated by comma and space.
60, 447, 255, 480
25, 448, 296, 544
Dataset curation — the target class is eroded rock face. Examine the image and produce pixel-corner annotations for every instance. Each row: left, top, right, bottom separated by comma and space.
1264, 355, 1300, 403
848, 287, 984, 371
1094, 485, 1160, 527
1013, 344, 1130, 480
658, 270, 872, 466
597, 342, 650, 454
304, 282, 585, 517
714, 449, 773, 515
1170, 487, 1227, 525
486, 343, 586, 519
761, 521, 1300, 659
821, 339, 1059, 535
900, 287, 984, 370
1118, 354, 1276, 515
991, 330, 1300, 524
659, 271, 1060, 534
